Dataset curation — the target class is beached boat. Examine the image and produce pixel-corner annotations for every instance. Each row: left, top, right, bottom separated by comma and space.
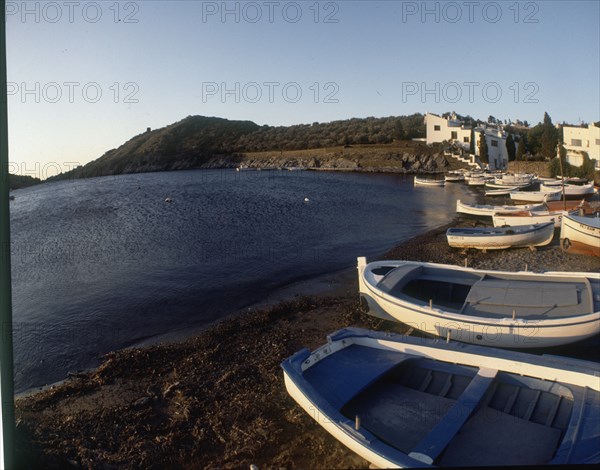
446, 222, 555, 250
414, 177, 445, 186
485, 180, 532, 190
282, 327, 600, 468
484, 186, 519, 196
560, 213, 600, 256
495, 173, 534, 186
357, 257, 600, 348
456, 199, 544, 218
509, 189, 562, 202
541, 182, 595, 198
493, 209, 573, 228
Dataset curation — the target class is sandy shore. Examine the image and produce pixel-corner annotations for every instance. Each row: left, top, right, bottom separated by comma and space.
14, 217, 600, 469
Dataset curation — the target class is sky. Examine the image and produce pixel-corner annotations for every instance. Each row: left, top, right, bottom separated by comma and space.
5, 0, 600, 178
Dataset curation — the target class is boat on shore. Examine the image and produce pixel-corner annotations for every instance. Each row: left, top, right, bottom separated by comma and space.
541, 182, 595, 198
509, 189, 562, 203
282, 327, 600, 468
456, 199, 545, 218
560, 213, 600, 256
446, 222, 555, 250
357, 257, 600, 348
414, 177, 445, 187
493, 209, 573, 228
484, 186, 520, 196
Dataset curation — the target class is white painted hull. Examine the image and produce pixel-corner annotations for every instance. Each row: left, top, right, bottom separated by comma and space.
446, 223, 555, 250
509, 190, 561, 202
541, 182, 595, 196
414, 177, 445, 186
357, 258, 600, 348
456, 199, 544, 217
560, 213, 600, 255
493, 210, 571, 228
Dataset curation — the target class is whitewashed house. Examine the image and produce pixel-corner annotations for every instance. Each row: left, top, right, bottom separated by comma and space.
473, 126, 509, 170
562, 123, 600, 169
425, 112, 472, 150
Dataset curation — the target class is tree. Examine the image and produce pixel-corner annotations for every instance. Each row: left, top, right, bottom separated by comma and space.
469, 128, 475, 154
540, 112, 559, 160
506, 134, 516, 162
478, 131, 488, 163
516, 137, 526, 161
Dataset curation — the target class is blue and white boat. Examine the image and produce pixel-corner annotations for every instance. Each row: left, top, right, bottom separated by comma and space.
282, 328, 600, 468
446, 221, 555, 250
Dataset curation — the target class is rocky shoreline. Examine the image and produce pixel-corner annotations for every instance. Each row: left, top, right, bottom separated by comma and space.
14, 218, 600, 469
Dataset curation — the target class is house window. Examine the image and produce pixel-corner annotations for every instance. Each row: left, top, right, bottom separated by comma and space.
434, 125, 441, 131
596, 139, 600, 146
451, 131, 458, 139
571, 139, 582, 147
463, 137, 469, 143
491, 140, 498, 147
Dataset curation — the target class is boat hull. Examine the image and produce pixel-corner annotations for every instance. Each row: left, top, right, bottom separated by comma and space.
357, 258, 600, 348
560, 213, 600, 256
446, 222, 555, 250
456, 199, 544, 218
492, 210, 571, 228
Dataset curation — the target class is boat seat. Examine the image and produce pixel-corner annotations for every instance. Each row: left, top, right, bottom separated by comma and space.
460, 278, 592, 319
408, 367, 498, 465
304, 345, 413, 410
377, 265, 423, 294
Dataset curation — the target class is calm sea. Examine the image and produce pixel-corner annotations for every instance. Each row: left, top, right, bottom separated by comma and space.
10, 169, 475, 393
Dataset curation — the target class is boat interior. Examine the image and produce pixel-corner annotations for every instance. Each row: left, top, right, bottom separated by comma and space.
374, 264, 598, 320
302, 342, 599, 466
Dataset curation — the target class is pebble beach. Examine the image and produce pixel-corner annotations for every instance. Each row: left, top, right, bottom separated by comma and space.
14, 213, 600, 469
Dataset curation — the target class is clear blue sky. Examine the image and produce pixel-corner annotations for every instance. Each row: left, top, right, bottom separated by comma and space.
6, 0, 600, 178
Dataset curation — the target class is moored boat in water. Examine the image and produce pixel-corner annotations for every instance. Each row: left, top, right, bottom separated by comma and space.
414, 177, 445, 186
282, 327, 600, 468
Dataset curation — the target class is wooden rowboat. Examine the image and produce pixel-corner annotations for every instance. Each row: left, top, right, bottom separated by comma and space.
560, 213, 600, 256
357, 257, 600, 348
282, 328, 600, 468
446, 222, 555, 250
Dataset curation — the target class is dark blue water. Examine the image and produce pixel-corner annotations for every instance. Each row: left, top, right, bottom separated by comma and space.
10, 169, 475, 393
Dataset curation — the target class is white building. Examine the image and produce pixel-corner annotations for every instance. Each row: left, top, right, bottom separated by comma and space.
473, 126, 509, 171
563, 123, 600, 169
424, 112, 472, 150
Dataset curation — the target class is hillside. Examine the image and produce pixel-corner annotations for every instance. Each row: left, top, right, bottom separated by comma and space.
48, 114, 444, 180
8, 174, 41, 190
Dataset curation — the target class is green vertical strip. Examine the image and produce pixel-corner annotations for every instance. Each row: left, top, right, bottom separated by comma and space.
0, 0, 15, 468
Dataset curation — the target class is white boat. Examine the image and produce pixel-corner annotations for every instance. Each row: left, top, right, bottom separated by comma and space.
560, 213, 600, 256
456, 199, 545, 218
541, 182, 595, 197
414, 177, 445, 186
493, 209, 574, 228
484, 186, 520, 196
282, 327, 600, 468
446, 222, 555, 250
509, 189, 562, 202
495, 173, 534, 185
485, 180, 532, 190
444, 173, 464, 182
357, 257, 600, 348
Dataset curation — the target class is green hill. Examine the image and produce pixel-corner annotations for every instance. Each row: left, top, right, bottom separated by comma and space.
48, 114, 427, 180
